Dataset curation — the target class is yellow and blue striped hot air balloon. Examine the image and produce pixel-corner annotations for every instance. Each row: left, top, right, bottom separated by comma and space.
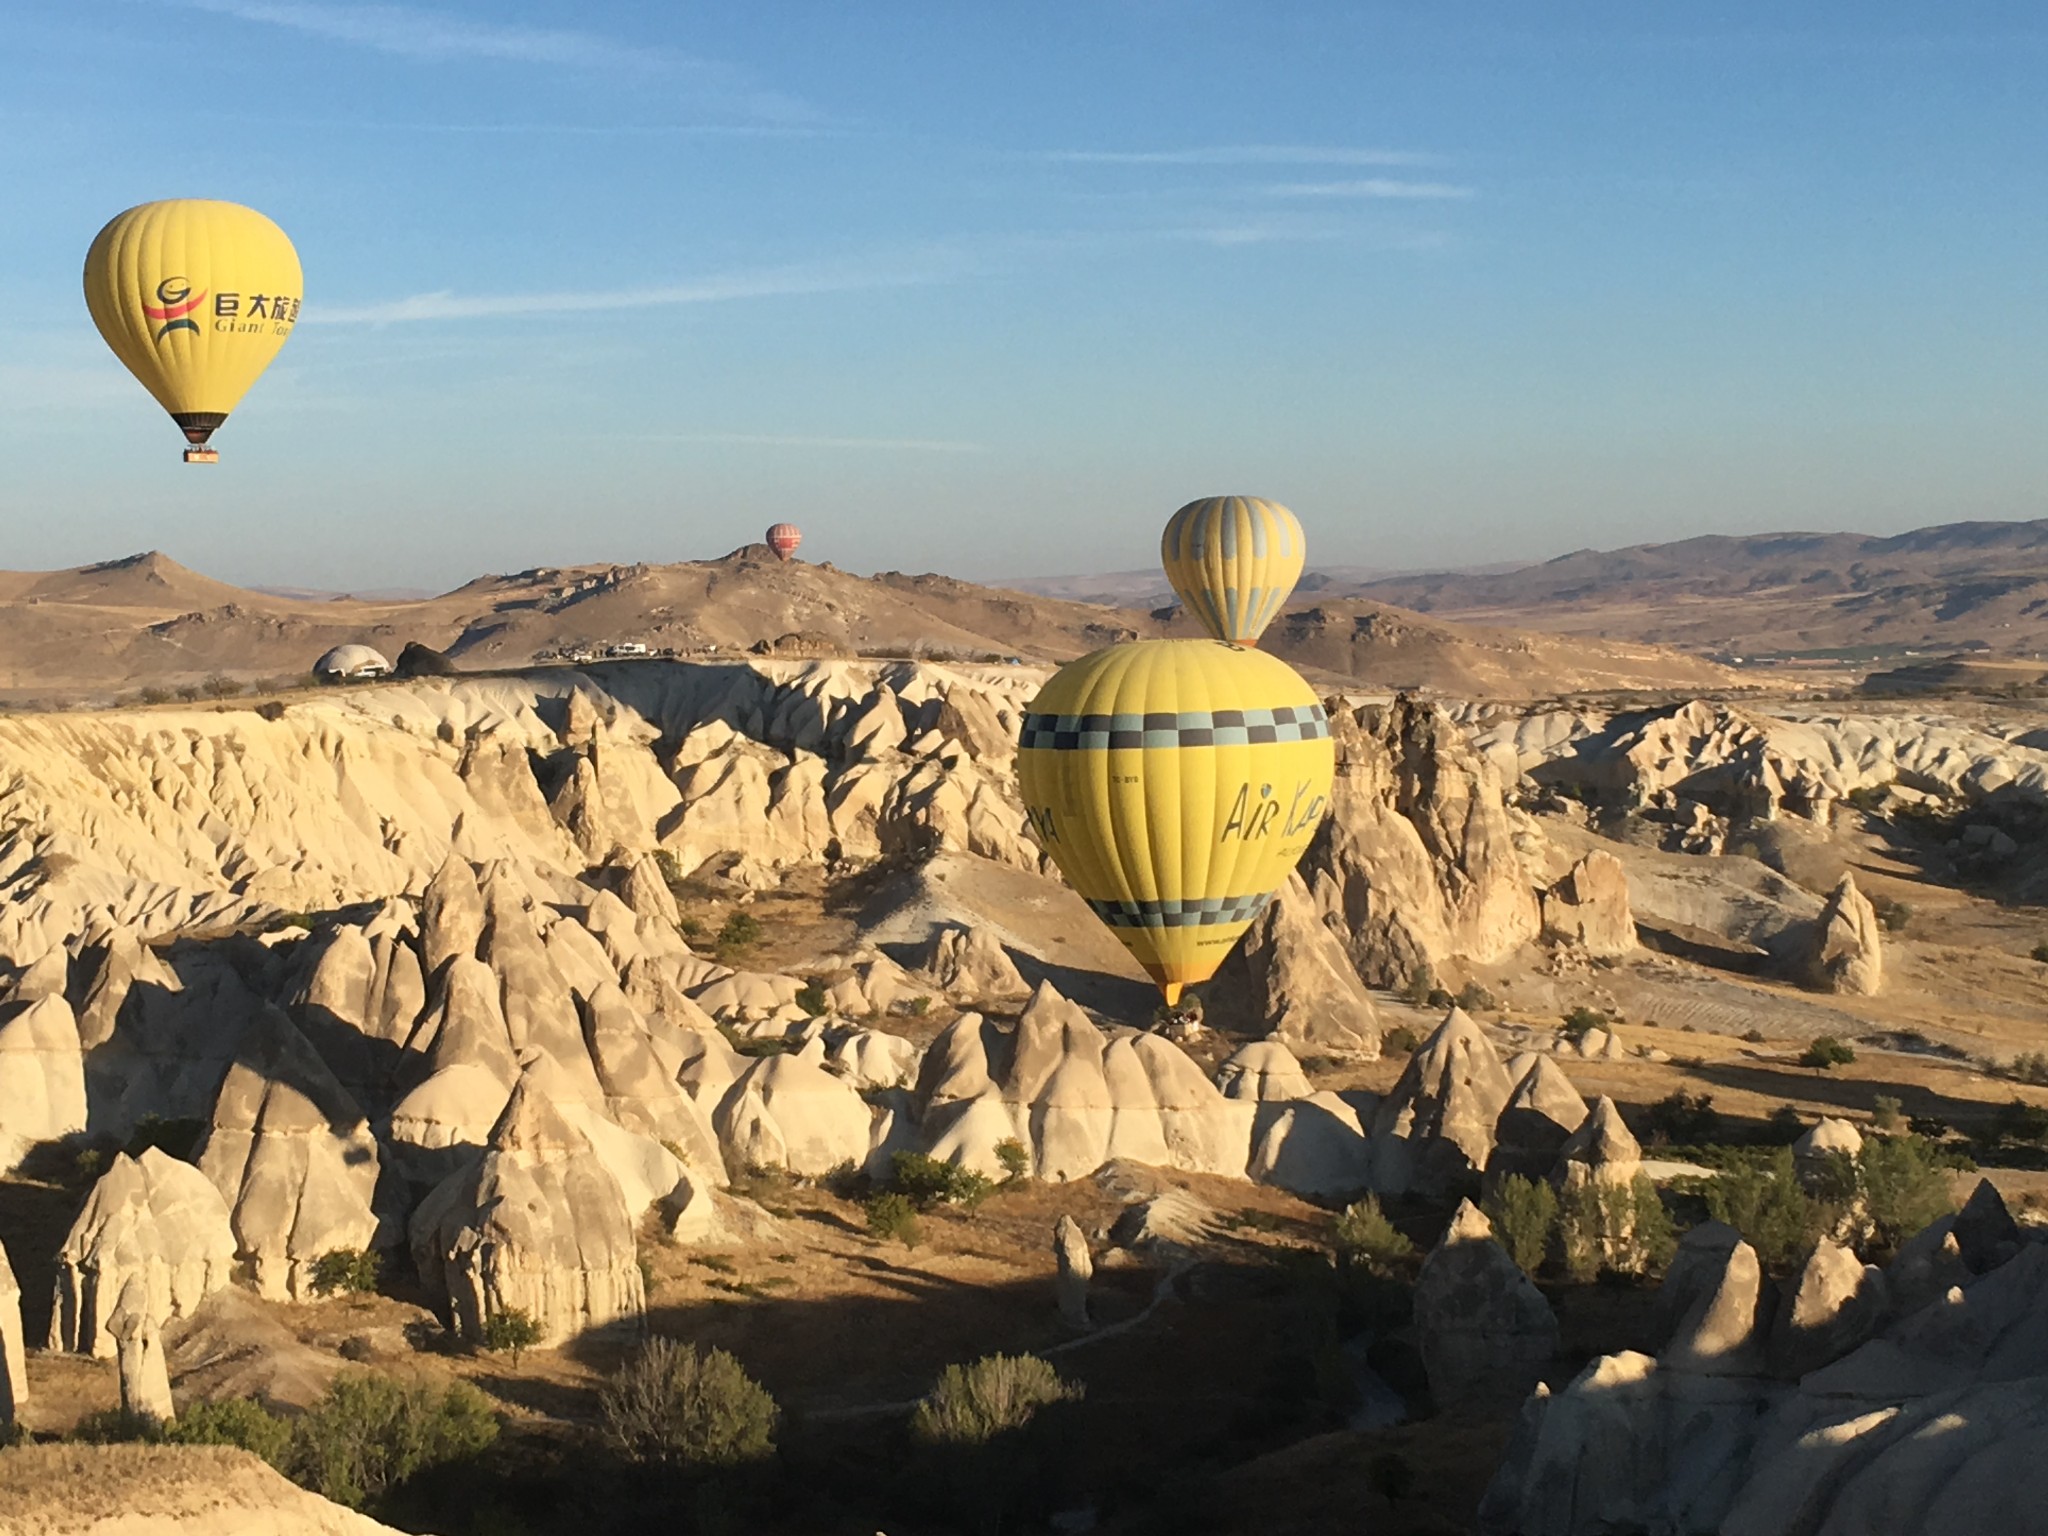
1160, 495, 1306, 646
1016, 638, 1334, 1006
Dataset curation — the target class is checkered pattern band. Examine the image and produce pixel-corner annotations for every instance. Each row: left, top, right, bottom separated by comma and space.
1084, 893, 1275, 929
1018, 703, 1329, 751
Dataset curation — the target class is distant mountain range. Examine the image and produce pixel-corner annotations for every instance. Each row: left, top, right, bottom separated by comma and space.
1322, 520, 2048, 661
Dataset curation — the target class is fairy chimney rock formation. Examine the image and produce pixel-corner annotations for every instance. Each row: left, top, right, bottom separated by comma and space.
1413, 1199, 1559, 1407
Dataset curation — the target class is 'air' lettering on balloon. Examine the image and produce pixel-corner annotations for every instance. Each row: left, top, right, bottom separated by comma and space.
1220, 783, 1282, 842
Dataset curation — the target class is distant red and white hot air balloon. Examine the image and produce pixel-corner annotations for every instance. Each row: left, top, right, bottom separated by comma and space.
765, 523, 802, 562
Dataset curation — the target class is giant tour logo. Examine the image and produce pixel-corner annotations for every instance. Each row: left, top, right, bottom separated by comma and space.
144, 277, 206, 341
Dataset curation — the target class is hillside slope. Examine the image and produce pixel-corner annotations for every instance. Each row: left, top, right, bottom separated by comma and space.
0, 546, 1731, 702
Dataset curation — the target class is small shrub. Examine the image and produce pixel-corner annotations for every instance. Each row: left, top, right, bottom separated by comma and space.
2033, 941, 2048, 965
71, 1407, 164, 1443
794, 979, 830, 1017
679, 916, 704, 943
1560, 1006, 1608, 1043
1381, 1024, 1422, 1055
1706, 1148, 1820, 1268
1397, 965, 1436, 1007
165, 1397, 292, 1467
911, 1354, 1082, 1447
715, 910, 763, 960
1856, 1136, 1955, 1254
309, 1248, 381, 1298
1426, 986, 1455, 1010
478, 1307, 543, 1366
1991, 1097, 2048, 1147
891, 1151, 993, 1210
1800, 1036, 1857, 1070
139, 685, 173, 706
201, 673, 243, 699
994, 1138, 1030, 1182
1483, 1175, 1557, 1276
1454, 979, 1498, 1012
2008, 1052, 2048, 1087
1332, 1196, 1414, 1274
865, 1191, 924, 1247
1871, 896, 1912, 932
1742, 1028, 1768, 1044
905, 994, 932, 1018
1909, 1113, 1952, 1140
292, 1375, 498, 1510
1870, 1095, 1906, 1134
1644, 1091, 1720, 1147
599, 1338, 780, 1468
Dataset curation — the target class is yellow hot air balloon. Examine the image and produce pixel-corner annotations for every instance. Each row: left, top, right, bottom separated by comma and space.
1017, 638, 1334, 1005
83, 200, 303, 463
1160, 495, 1306, 645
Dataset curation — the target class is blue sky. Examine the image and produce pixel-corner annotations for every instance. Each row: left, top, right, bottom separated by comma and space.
3, 2, 2045, 592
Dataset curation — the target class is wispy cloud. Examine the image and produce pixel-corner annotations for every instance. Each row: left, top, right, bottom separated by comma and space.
1268, 178, 1475, 200
165, 0, 811, 118
619, 432, 986, 454
1043, 146, 1438, 168
309, 249, 967, 326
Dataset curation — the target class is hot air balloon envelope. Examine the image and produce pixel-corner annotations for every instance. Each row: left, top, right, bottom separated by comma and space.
83, 199, 302, 458
1016, 638, 1334, 1005
1161, 496, 1306, 645
766, 523, 802, 561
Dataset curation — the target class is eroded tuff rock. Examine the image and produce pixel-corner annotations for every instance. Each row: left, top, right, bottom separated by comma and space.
916, 985, 1252, 1182
51, 1148, 235, 1358
1303, 696, 1541, 988
1, 1237, 26, 1424
1214, 1040, 1314, 1103
194, 1007, 386, 1303
1414, 1200, 1559, 1408
714, 1038, 874, 1177
1054, 1213, 1092, 1327
913, 923, 1028, 1004
0, 991, 87, 1173
112, 1275, 175, 1424
1487, 1055, 1589, 1185
1371, 1007, 1517, 1197
410, 1069, 643, 1347
1797, 872, 1884, 995
1539, 850, 1635, 957
1205, 873, 1380, 1058
1483, 1192, 2048, 1536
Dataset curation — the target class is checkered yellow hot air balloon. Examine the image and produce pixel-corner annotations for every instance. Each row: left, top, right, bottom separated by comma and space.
1016, 638, 1334, 1006
83, 200, 303, 463
1160, 495, 1306, 645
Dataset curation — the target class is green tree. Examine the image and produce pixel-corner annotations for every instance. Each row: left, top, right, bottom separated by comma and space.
309, 1248, 381, 1297
1705, 1148, 1821, 1268
478, 1307, 544, 1368
1483, 1176, 1558, 1276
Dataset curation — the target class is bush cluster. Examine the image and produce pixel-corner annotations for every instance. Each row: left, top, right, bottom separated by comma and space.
864, 1191, 924, 1247
1643, 1091, 1720, 1147
75, 1375, 500, 1511
1800, 1036, 1857, 1071
478, 1307, 543, 1364
910, 1354, 1082, 1448
889, 1151, 993, 1210
599, 1338, 780, 1469
715, 911, 763, 961
1331, 1196, 1414, 1274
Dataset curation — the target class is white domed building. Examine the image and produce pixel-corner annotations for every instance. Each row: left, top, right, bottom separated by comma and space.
312, 644, 393, 682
